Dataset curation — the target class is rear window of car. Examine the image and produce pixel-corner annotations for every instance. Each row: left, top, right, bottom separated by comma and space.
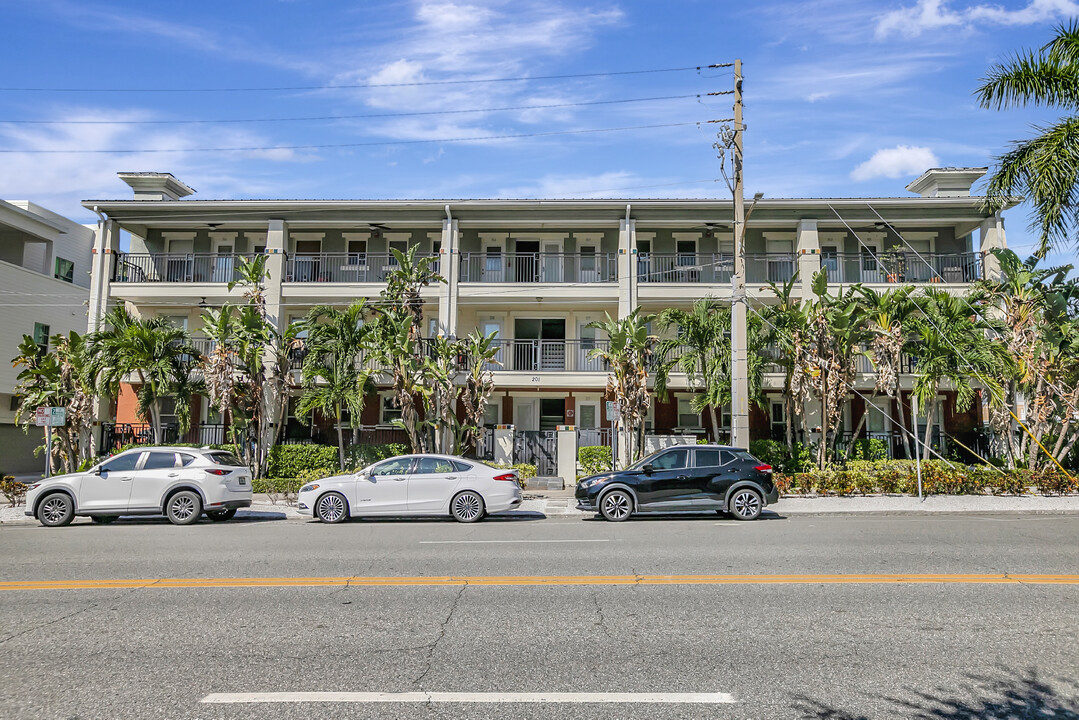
207, 451, 244, 467
451, 460, 472, 473
178, 453, 197, 467
694, 449, 720, 468
720, 449, 757, 464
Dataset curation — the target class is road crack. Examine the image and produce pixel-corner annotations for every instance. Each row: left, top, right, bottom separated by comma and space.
412, 582, 467, 687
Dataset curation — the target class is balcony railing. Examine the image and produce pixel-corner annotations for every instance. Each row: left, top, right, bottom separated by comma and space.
637, 253, 795, 284
113, 253, 258, 283
822, 252, 983, 284
459, 253, 616, 283
485, 339, 610, 372
99, 422, 228, 454
285, 252, 439, 283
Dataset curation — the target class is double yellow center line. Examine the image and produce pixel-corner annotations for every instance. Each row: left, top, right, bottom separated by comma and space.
1, 573, 1078, 591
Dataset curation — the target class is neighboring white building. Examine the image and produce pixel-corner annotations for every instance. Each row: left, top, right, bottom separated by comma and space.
83, 169, 1012, 473
0, 200, 95, 474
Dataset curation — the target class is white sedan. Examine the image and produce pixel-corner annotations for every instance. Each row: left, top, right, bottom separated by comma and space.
297, 454, 522, 523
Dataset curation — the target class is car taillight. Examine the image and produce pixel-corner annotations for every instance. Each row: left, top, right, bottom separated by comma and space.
206, 469, 232, 476
493, 473, 517, 482
754, 465, 773, 473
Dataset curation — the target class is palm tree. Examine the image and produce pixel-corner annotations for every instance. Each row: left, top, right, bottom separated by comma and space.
909, 289, 1010, 458
86, 307, 201, 444
383, 244, 445, 331
296, 302, 374, 471
761, 274, 807, 448
455, 331, 501, 455
368, 308, 428, 453
655, 299, 727, 441
977, 20, 1079, 257
587, 309, 657, 466
854, 286, 918, 459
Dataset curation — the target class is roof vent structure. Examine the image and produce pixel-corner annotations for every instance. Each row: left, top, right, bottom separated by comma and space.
117, 172, 196, 201
905, 167, 987, 198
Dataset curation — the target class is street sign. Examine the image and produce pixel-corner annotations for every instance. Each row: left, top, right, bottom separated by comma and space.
606, 401, 620, 421
34, 407, 66, 427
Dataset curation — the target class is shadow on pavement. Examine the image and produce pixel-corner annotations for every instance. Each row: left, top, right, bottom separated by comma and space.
309, 511, 547, 525
793, 670, 1079, 719
582, 510, 786, 522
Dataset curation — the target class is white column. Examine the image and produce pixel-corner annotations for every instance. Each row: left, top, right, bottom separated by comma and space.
617, 216, 637, 319
265, 219, 287, 332
87, 218, 120, 334
796, 219, 821, 295
557, 425, 577, 484
494, 425, 514, 465
979, 213, 1007, 280
438, 218, 459, 336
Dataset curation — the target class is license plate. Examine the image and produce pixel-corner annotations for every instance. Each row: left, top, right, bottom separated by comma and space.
239, 477, 247, 485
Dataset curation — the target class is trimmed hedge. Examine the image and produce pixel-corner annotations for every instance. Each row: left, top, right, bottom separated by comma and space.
578, 446, 612, 477
750, 439, 815, 473
775, 460, 1079, 496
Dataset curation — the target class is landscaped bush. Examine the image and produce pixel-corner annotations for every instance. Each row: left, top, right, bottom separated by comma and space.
774, 459, 1079, 496
1, 476, 25, 508
578, 446, 612, 477
266, 444, 338, 479
346, 443, 409, 470
490, 462, 537, 488
749, 439, 815, 473
848, 437, 889, 461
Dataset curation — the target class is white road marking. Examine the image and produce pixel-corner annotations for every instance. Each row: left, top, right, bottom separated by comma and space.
201, 691, 737, 704
419, 539, 611, 544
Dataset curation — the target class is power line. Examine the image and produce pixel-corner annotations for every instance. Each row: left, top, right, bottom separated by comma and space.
0, 93, 710, 126
0, 64, 730, 93
0, 121, 709, 154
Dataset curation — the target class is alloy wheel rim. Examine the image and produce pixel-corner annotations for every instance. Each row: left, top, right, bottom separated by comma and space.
734, 492, 759, 517
319, 495, 344, 522
603, 493, 629, 519
42, 498, 67, 524
172, 496, 196, 521
454, 493, 481, 520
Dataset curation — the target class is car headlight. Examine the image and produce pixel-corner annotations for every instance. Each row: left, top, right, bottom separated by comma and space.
299, 483, 320, 493
580, 476, 608, 489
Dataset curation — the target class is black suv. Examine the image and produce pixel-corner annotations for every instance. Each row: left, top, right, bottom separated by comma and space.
575, 444, 779, 522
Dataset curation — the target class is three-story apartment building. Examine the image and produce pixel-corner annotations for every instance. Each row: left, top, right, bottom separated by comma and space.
83, 169, 1010, 471
0, 199, 96, 474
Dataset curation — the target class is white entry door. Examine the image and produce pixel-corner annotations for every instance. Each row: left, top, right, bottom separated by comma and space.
514, 399, 538, 432
212, 240, 235, 283
541, 241, 563, 282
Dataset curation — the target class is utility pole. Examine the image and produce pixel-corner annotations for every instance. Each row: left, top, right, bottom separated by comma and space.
730, 58, 750, 449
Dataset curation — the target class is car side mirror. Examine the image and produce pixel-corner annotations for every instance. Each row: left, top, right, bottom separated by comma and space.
642, 464, 654, 475
93, 466, 103, 476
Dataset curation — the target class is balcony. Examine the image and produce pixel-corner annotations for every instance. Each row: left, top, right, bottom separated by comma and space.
822, 252, 983, 284
285, 252, 438, 283
460, 253, 616, 283
113, 253, 256, 283
637, 253, 795, 284
486, 339, 610, 372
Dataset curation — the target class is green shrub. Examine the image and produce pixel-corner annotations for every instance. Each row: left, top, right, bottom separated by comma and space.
490, 462, 537, 488
1, 476, 26, 508
749, 440, 788, 470
346, 443, 409, 471
849, 438, 888, 461
578, 446, 612, 477
266, 444, 338, 479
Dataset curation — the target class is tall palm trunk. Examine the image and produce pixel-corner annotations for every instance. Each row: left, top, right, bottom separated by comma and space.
895, 393, 912, 459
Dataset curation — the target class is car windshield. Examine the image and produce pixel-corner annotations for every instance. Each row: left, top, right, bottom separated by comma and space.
627, 449, 670, 471
207, 451, 245, 467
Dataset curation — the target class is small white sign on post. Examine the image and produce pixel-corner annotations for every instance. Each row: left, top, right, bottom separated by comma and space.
35, 407, 66, 427
606, 401, 620, 422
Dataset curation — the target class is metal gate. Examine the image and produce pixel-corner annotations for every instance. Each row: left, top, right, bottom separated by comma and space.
515, 430, 557, 476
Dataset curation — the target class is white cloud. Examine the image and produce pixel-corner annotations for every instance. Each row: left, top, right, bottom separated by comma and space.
496, 172, 721, 199
0, 106, 317, 216
876, 0, 1079, 39
850, 145, 940, 180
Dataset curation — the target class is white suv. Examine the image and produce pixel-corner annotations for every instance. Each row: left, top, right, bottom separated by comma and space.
24, 447, 252, 527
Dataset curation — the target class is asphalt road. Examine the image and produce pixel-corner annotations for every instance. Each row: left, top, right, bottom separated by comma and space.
1, 511, 1078, 719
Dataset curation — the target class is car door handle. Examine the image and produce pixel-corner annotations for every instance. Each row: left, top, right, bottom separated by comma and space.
168, 473, 179, 478
394, 477, 406, 481
118, 476, 132, 481
677, 475, 688, 480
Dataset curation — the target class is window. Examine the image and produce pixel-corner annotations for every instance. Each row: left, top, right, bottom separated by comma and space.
451, 460, 473, 472
677, 397, 699, 428
414, 457, 456, 474
54, 257, 75, 283
651, 449, 688, 471
482, 403, 500, 427
208, 451, 244, 467
178, 453, 197, 467
485, 245, 502, 273
33, 323, 49, 355
159, 397, 178, 426
347, 239, 368, 264
381, 395, 402, 424
388, 240, 408, 265
144, 452, 178, 470
9, 395, 22, 412
578, 404, 597, 429
676, 240, 696, 267
694, 449, 720, 468
721, 449, 755, 464
102, 453, 141, 473
370, 457, 413, 476
636, 239, 651, 253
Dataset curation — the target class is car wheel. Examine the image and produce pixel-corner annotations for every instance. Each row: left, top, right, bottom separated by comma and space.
729, 488, 763, 521
206, 508, 237, 522
166, 490, 203, 526
37, 493, 74, 527
90, 515, 118, 524
315, 492, 349, 524
450, 491, 485, 523
599, 489, 633, 522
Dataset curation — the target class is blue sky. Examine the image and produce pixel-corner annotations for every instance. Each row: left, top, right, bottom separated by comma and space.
0, 0, 1076, 267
